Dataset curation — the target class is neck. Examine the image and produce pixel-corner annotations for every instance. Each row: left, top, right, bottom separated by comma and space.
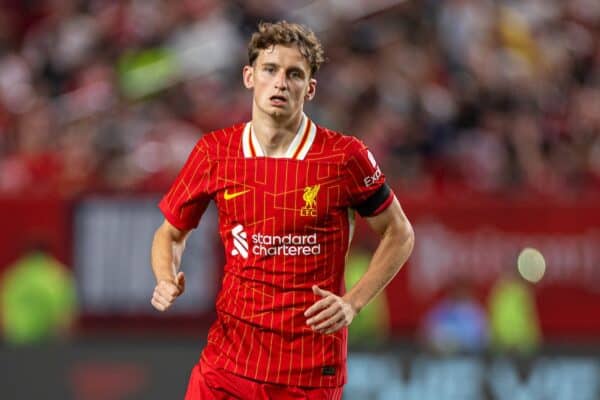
251, 107, 304, 157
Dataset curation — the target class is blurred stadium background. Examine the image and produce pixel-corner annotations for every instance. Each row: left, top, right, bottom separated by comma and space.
0, 0, 599, 399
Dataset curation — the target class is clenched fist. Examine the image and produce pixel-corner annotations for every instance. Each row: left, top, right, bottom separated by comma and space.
151, 271, 185, 312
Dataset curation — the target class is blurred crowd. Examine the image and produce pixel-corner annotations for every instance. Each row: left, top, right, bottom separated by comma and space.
0, 0, 598, 198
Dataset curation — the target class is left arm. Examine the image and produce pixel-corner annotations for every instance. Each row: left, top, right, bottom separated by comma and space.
305, 196, 414, 333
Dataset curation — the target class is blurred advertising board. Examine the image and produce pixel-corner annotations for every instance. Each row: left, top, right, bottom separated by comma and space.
1, 194, 599, 337
344, 350, 599, 400
72, 197, 220, 315
385, 195, 600, 338
1, 341, 598, 400
0, 196, 70, 269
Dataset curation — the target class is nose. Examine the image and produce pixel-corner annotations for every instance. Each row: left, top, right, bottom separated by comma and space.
274, 70, 287, 91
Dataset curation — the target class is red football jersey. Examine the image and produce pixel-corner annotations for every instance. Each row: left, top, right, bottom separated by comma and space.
159, 115, 393, 387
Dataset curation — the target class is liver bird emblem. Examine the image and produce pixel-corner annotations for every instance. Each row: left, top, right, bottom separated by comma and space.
301, 184, 320, 216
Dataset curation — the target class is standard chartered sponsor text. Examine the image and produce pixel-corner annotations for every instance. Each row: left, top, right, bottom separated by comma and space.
252, 232, 321, 256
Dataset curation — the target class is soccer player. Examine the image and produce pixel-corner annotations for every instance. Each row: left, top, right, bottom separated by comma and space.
151, 21, 414, 399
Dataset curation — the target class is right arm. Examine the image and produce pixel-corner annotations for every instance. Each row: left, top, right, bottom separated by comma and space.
150, 219, 192, 312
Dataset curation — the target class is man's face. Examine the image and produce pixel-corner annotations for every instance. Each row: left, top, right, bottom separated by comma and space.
243, 45, 317, 120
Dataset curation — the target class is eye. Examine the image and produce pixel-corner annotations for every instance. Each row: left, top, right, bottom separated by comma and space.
264, 66, 275, 73
289, 70, 303, 79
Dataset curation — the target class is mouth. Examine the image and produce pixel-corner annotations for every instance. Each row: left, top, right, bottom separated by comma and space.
269, 95, 288, 105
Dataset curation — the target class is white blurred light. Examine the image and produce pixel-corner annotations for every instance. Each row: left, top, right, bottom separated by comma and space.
517, 247, 546, 283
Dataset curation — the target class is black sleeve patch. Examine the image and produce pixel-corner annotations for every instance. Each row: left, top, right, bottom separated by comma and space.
355, 183, 392, 217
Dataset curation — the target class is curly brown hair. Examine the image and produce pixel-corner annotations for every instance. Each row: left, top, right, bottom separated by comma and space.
248, 21, 325, 77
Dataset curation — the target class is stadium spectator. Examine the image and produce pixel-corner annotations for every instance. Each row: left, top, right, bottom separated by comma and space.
421, 279, 489, 354
488, 265, 541, 355
0, 0, 597, 198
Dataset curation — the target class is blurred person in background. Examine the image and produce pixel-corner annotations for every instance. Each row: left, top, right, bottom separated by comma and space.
150, 21, 414, 399
488, 263, 541, 356
1, 241, 76, 345
420, 278, 489, 355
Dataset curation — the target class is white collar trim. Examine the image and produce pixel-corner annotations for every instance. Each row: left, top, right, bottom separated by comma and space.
242, 114, 316, 159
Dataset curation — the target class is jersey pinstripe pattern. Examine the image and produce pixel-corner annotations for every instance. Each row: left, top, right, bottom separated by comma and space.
159, 115, 392, 387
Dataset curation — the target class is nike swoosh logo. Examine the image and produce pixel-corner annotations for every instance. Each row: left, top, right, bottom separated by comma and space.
224, 189, 251, 200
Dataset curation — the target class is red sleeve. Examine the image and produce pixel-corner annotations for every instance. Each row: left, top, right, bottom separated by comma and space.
158, 140, 213, 230
345, 138, 394, 217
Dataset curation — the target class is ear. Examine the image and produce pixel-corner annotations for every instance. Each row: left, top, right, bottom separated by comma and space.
243, 65, 254, 89
305, 78, 317, 101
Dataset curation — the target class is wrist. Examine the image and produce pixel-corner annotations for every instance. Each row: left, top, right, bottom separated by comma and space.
343, 293, 363, 315
156, 275, 176, 285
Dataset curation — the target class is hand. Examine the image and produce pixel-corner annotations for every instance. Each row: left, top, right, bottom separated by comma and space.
151, 271, 185, 312
304, 285, 357, 334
